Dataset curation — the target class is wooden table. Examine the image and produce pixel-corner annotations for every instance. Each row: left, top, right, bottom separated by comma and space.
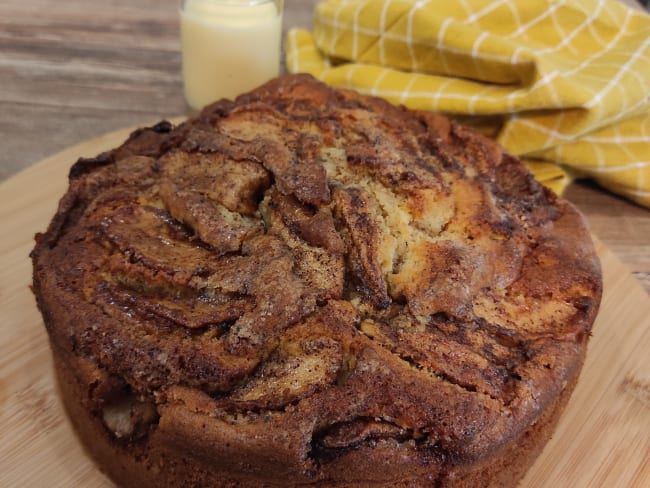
0, 0, 648, 293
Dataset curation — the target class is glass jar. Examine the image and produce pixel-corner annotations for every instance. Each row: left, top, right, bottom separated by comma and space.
180, 0, 284, 110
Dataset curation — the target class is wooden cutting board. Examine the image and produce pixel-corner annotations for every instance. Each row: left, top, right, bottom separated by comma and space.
0, 125, 648, 487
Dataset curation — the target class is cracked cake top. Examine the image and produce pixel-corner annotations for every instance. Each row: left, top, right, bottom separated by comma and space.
32, 74, 601, 484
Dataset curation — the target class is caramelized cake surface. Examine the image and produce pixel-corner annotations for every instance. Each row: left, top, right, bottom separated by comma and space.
32, 74, 601, 487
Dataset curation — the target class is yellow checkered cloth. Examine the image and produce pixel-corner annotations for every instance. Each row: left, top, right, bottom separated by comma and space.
286, 0, 650, 206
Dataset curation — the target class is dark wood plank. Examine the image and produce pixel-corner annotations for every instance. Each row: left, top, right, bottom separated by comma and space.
0, 102, 179, 181
0, 0, 319, 179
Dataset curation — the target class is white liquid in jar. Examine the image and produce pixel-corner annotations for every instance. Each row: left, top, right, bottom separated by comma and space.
180, 0, 282, 110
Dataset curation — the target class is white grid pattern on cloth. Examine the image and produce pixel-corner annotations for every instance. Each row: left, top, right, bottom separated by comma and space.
550, 4, 576, 56
582, 134, 650, 143
585, 162, 650, 173
378, 0, 391, 66
287, 30, 332, 72
508, 117, 584, 144
509, 1, 564, 39
562, 9, 632, 78
429, 77, 456, 109
398, 75, 418, 104
457, 0, 472, 17
351, 1, 365, 60
541, 0, 607, 56
533, 70, 563, 108
592, 140, 606, 169
312, 0, 646, 111
436, 17, 454, 75
501, 68, 564, 116
536, 119, 650, 164
504, 1, 524, 37
369, 68, 389, 95
470, 0, 624, 69
471, 31, 490, 81
327, 0, 350, 54
465, 0, 510, 25
510, 45, 525, 65
587, 89, 648, 131
344, 63, 359, 89
514, 97, 649, 155
468, 83, 497, 114
406, 0, 431, 72
615, 126, 642, 161
586, 12, 608, 46
315, 15, 521, 65
355, 82, 528, 106
538, 108, 567, 154
585, 36, 650, 109
499, 20, 649, 150
331, 64, 646, 133
315, 0, 648, 70
295, 0, 650, 206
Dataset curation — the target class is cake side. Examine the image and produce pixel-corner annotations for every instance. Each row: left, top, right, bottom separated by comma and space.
31, 74, 602, 487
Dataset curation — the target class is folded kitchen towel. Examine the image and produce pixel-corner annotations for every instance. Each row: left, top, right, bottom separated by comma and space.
286, 0, 650, 206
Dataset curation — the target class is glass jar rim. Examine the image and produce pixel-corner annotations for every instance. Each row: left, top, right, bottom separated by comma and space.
181, 0, 278, 6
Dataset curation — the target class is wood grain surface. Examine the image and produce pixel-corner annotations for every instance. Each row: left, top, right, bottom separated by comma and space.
0, 123, 649, 487
1, 0, 648, 294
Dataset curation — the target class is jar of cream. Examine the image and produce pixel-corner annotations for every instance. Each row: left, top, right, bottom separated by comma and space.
180, 0, 284, 110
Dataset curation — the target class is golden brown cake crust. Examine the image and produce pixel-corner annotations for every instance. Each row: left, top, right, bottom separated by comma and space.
31, 74, 602, 487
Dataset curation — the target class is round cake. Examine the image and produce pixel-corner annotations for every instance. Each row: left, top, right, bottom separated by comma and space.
31, 74, 601, 487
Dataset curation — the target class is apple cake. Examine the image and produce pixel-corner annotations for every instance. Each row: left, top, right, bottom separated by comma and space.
31, 74, 602, 487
